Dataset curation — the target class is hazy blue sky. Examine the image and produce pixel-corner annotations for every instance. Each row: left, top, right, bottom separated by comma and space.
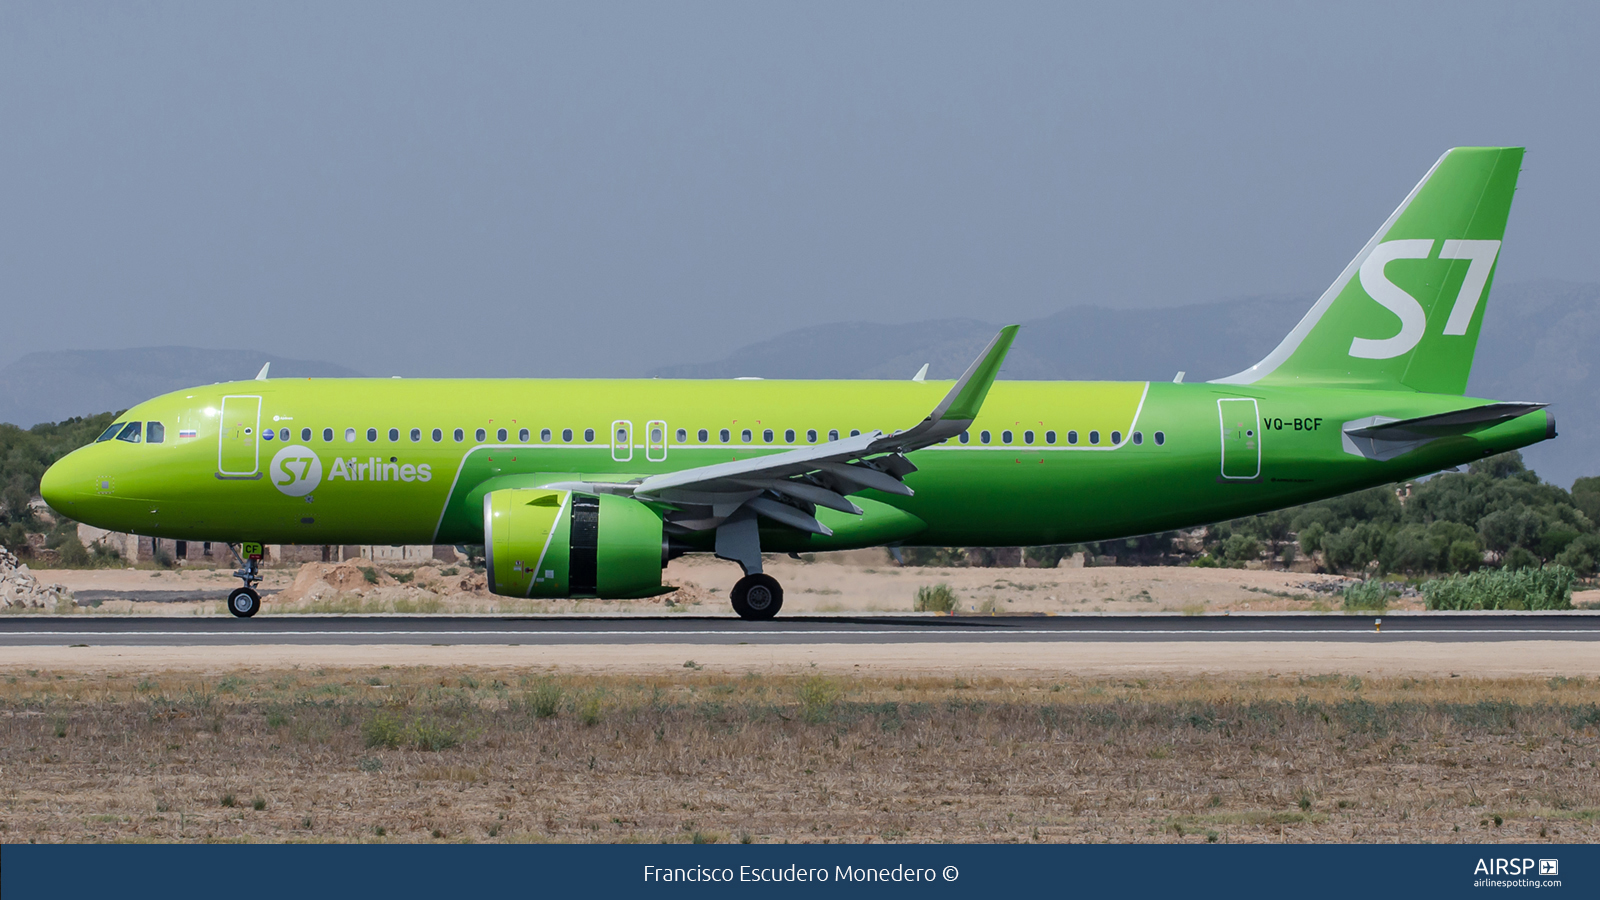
4, 2, 1597, 377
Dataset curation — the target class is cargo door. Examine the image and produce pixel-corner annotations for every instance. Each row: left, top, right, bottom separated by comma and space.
1217, 398, 1261, 480
218, 395, 262, 477
645, 420, 668, 462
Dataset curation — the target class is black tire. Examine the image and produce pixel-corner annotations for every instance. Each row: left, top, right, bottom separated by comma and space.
228, 587, 261, 619
730, 573, 783, 621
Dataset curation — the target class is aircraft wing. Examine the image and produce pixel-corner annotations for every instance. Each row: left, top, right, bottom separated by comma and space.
543, 325, 1018, 536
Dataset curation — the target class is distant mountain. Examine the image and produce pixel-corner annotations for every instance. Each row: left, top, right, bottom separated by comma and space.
651, 282, 1600, 488
0, 347, 361, 428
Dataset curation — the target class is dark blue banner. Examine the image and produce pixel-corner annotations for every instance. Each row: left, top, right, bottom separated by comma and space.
3, 843, 1592, 899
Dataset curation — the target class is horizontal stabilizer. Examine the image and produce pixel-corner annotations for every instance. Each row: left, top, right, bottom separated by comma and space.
1342, 402, 1546, 440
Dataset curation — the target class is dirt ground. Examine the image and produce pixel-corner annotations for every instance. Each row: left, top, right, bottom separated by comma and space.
26, 554, 1597, 617
1, 668, 1594, 845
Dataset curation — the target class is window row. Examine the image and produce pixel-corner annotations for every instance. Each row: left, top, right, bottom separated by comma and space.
95, 419, 1167, 450
956, 429, 1166, 447
243, 424, 1169, 448
262, 426, 603, 445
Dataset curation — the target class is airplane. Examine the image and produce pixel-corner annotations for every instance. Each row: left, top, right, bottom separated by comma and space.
39, 146, 1553, 620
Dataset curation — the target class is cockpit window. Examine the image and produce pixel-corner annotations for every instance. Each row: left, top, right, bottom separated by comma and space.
115, 422, 143, 443
96, 423, 124, 442
146, 422, 165, 444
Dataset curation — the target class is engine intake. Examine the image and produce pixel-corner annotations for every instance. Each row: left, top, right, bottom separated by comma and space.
484, 488, 667, 598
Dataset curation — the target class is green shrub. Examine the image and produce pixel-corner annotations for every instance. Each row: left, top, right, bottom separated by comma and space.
914, 583, 958, 613
362, 712, 407, 749
362, 712, 462, 750
360, 567, 379, 585
1423, 565, 1576, 611
796, 676, 839, 723
523, 680, 563, 719
1341, 580, 1390, 610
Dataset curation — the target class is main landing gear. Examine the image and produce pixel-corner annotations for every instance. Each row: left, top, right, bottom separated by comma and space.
731, 573, 783, 621
715, 509, 785, 620
227, 542, 264, 619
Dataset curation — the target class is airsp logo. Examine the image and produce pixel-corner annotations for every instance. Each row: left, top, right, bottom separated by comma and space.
269, 444, 323, 497
1349, 238, 1500, 360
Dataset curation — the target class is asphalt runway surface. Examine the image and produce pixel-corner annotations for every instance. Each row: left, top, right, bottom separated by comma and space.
1, 614, 1597, 647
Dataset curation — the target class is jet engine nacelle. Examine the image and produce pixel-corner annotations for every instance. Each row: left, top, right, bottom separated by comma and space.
484, 488, 668, 598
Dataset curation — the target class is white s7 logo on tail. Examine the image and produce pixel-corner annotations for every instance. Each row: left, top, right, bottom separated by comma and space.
1438, 239, 1500, 335
1347, 239, 1501, 359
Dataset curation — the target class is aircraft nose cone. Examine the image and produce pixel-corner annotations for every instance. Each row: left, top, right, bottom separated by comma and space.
39, 452, 86, 515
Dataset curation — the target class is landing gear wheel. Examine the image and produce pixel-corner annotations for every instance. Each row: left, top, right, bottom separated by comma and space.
228, 587, 261, 618
731, 573, 783, 621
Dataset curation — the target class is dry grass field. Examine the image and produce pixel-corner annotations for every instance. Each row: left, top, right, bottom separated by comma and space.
3, 667, 1596, 844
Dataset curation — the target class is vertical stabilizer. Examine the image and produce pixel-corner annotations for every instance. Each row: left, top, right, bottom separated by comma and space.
1214, 147, 1523, 393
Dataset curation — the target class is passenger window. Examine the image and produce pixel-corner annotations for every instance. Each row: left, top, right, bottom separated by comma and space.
562, 428, 572, 442
410, 428, 421, 442
279, 428, 289, 441
806, 429, 817, 443
850, 429, 860, 437
387, 428, 399, 442
117, 422, 142, 443
519, 428, 529, 442
1090, 430, 1101, 445
979, 430, 990, 444
346, 428, 357, 443
1001, 430, 1013, 444
698, 429, 709, 442
323, 428, 334, 442
476, 428, 487, 442
1132, 431, 1143, 445
1154, 431, 1165, 446
454, 428, 465, 442
262, 428, 275, 442
959, 431, 969, 444
720, 428, 730, 442
828, 430, 839, 442
741, 429, 752, 443
675, 428, 686, 443
1045, 430, 1056, 444
541, 428, 552, 442
584, 428, 595, 442
497, 428, 508, 442
147, 422, 165, 444
432, 428, 442, 442
762, 429, 773, 443
302, 427, 312, 442
1067, 430, 1078, 445
1023, 430, 1033, 445
1111, 431, 1122, 444
97, 423, 123, 442
616, 427, 627, 442
784, 429, 794, 443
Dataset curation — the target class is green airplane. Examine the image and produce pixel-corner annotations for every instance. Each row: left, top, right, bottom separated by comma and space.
40, 147, 1553, 620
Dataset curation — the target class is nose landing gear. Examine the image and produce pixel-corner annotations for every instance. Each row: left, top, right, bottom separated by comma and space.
228, 586, 261, 618
226, 542, 265, 619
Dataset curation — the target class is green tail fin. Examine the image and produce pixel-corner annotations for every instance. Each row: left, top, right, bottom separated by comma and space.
1215, 147, 1523, 393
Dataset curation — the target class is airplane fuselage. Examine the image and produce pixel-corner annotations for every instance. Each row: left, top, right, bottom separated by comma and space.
40, 376, 1553, 552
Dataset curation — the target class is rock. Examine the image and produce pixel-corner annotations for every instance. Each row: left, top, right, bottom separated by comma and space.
0, 544, 72, 610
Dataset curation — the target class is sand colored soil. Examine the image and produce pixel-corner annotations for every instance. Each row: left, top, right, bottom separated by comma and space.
3, 640, 1595, 679
21, 555, 1598, 618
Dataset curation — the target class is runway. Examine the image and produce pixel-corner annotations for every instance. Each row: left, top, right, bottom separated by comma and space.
1, 613, 1596, 647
